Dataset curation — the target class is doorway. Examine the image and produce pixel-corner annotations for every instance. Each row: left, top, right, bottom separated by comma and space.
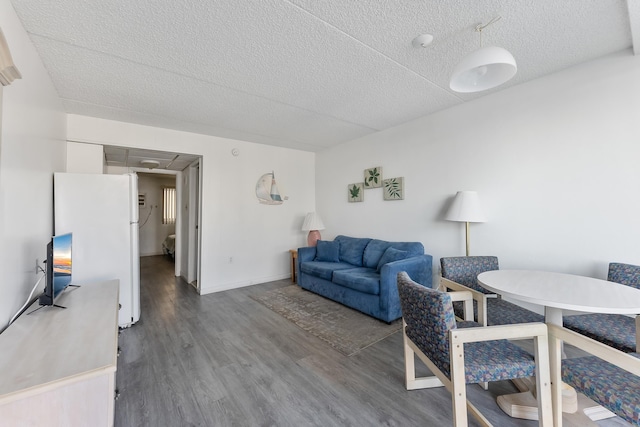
187, 160, 201, 291
101, 145, 202, 289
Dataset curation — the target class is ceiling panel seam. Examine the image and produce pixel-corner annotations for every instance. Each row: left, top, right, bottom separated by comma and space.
63, 97, 341, 148
27, 31, 382, 131
283, 0, 464, 101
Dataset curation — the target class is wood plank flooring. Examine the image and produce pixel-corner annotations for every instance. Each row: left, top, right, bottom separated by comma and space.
114, 256, 630, 426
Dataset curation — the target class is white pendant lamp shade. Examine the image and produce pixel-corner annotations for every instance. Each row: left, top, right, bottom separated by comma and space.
445, 191, 486, 223
450, 46, 517, 93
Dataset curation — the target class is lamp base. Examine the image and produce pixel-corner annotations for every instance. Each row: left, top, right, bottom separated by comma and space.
307, 230, 321, 247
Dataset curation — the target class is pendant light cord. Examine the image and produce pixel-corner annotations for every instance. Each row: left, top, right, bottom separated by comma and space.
475, 16, 502, 48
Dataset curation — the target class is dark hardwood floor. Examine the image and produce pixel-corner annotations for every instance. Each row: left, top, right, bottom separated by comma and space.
114, 256, 629, 426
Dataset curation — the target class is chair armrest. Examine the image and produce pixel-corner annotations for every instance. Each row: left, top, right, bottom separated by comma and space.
448, 322, 553, 426
450, 322, 548, 344
439, 277, 489, 326
447, 290, 474, 322
448, 290, 473, 303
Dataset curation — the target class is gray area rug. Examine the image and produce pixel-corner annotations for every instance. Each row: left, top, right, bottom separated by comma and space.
250, 285, 401, 356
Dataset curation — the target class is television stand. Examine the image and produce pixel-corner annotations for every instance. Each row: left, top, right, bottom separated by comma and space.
0, 280, 119, 426
28, 303, 68, 315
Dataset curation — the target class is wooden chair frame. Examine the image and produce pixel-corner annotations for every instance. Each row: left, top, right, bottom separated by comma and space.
438, 277, 495, 326
403, 290, 553, 427
548, 324, 640, 427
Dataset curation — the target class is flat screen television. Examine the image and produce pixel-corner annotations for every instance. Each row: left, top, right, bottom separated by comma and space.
39, 233, 73, 306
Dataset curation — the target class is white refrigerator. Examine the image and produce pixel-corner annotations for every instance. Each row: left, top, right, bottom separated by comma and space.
54, 172, 141, 328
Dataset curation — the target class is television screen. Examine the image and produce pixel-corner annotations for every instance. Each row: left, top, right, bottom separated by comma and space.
40, 233, 72, 306
52, 233, 72, 299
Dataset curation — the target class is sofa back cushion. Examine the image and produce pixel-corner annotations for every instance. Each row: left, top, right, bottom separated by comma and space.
334, 235, 372, 266
363, 239, 424, 269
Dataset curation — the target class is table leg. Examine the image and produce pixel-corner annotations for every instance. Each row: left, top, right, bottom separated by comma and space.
289, 250, 298, 283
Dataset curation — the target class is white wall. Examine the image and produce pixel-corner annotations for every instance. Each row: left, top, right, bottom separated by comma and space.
316, 50, 640, 288
138, 173, 176, 256
66, 141, 103, 173
0, 0, 66, 326
67, 115, 316, 294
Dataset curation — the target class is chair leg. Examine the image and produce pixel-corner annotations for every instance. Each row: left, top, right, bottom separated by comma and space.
636, 314, 640, 352
403, 323, 418, 389
450, 337, 469, 426
549, 333, 563, 427
403, 324, 445, 390
534, 334, 553, 426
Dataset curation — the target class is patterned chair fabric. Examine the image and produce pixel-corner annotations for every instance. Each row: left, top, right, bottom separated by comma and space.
563, 262, 640, 353
608, 262, 640, 289
487, 298, 544, 326
562, 353, 640, 426
440, 256, 544, 325
562, 314, 636, 353
440, 256, 498, 293
397, 272, 537, 383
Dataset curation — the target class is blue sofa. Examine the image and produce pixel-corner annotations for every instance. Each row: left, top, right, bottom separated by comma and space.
297, 235, 432, 323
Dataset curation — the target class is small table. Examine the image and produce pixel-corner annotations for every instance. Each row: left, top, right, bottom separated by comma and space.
477, 270, 640, 423
289, 249, 298, 283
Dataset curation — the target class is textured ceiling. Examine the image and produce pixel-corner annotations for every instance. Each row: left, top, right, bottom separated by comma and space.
9, 0, 637, 152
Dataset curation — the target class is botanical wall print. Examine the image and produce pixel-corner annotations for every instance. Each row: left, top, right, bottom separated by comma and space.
383, 177, 404, 200
348, 182, 364, 202
363, 166, 382, 188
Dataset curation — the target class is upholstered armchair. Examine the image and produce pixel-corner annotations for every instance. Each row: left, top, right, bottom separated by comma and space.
548, 324, 640, 426
397, 272, 552, 426
563, 262, 640, 353
439, 256, 543, 326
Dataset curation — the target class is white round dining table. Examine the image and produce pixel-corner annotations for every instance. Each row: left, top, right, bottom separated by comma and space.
477, 269, 640, 326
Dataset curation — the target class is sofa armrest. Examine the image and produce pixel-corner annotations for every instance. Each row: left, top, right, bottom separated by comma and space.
296, 247, 316, 282
379, 255, 433, 320
297, 246, 316, 262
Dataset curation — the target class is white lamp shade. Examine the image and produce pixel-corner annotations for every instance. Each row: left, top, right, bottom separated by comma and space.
302, 212, 325, 231
445, 191, 486, 223
450, 46, 517, 93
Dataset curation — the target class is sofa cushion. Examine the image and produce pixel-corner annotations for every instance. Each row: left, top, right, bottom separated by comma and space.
363, 239, 425, 269
315, 240, 340, 263
332, 268, 380, 295
376, 247, 410, 272
334, 235, 372, 267
300, 261, 355, 281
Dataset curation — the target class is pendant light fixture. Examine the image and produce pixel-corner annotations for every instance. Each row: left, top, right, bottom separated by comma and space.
450, 16, 517, 93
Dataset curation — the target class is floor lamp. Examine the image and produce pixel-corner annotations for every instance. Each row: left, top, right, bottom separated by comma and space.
445, 191, 486, 256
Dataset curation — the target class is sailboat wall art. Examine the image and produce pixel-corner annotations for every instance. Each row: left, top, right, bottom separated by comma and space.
256, 171, 288, 205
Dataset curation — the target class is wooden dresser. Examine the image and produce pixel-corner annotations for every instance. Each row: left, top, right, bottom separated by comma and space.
0, 280, 120, 426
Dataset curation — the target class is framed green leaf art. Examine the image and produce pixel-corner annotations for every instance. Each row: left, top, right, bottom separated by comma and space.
383, 177, 404, 200
348, 182, 364, 202
363, 167, 382, 188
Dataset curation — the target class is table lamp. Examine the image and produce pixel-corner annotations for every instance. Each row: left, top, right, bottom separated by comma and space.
302, 212, 325, 247
445, 191, 486, 256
